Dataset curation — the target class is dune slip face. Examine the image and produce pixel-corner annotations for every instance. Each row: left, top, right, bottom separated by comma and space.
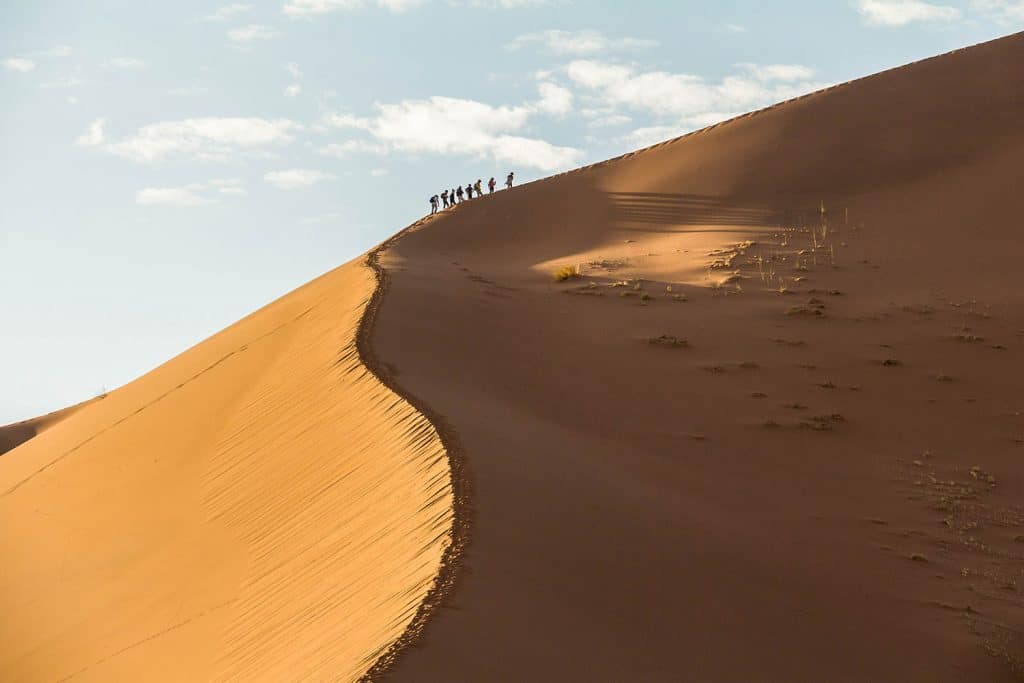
371, 33, 1024, 681
0, 256, 455, 681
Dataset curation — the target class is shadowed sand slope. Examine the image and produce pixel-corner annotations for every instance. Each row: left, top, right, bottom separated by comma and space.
0, 258, 452, 681
373, 34, 1024, 680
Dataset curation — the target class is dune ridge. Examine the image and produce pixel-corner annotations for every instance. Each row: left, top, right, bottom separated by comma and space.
0, 257, 455, 681
371, 31, 1024, 681
0, 397, 104, 457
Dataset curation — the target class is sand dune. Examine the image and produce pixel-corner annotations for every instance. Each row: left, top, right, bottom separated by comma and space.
370, 33, 1024, 681
0, 259, 452, 681
0, 398, 103, 456
4, 31, 1024, 682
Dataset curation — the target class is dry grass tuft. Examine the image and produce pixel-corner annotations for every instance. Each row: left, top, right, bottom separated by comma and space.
552, 264, 582, 282
648, 334, 689, 349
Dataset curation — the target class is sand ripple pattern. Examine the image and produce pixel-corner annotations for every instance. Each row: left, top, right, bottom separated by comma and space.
0, 259, 453, 682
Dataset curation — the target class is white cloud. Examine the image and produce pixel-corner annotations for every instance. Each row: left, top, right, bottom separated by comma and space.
136, 186, 213, 206
209, 177, 247, 195
107, 117, 301, 162
970, 0, 1024, 22
285, 62, 302, 78
137, 178, 246, 206
264, 168, 335, 189
75, 118, 105, 147
204, 3, 253, 21
738, 63, 816, 82
36, 45, 72, 58
566, 59, 827, 150
567, 59, 826, 125
377, 0, 428, 9
621, 124, 688, 148
457, 0, 553, 6
535, 82, 573, 114
109, 57, 148, 69
370, 168, 388, 176
721, 23, 748, 33
3, 58, 36, 72
228, 24, 279, 43
856, 0, 961, 26
508, 29, 657, 55
283, 0, 424, 15
284, 83, 302, 97
40, 75, 86, 88
284, 0, 361, 14
319, 139, 389, 156
323, 96, 581, 170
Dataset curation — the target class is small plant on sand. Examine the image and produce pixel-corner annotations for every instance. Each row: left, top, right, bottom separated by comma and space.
552, 264, 582, 282
648, 334, 689, 348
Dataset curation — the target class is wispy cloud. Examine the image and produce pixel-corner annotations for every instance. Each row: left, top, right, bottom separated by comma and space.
109, 57, 148, 69
319, 139, 389, 156
136, 178, 246, 206
856, 0, 961, 26
3, 58, 35, 72
283, 0, 425, 15
264, 168, 335, 189
969, 0, 1024, 22
321, 94, 582, 170
566, 59, 827, 146
75, 118, 106, 146
35, 45, 72, 58
104, 117, 301, 163
508, 29, 657, 55
535, 82, 573, 115
204, 3, 253, 21
228, 24, 279, 44
284, 83, 302, 97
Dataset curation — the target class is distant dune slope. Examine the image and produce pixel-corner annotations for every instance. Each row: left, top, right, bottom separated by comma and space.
0, 397, 103, 456
0, 259, 452, 681
372, 33, 1024, 680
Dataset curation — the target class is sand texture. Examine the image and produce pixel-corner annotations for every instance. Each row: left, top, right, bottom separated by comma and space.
371, 33, 1024, 681
0, 258, 452, 681
3, 31, 1024, 683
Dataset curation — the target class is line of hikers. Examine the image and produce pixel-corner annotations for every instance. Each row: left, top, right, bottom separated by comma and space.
429, 171, 514, 214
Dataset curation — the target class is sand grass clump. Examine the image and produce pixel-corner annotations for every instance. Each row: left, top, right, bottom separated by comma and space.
552, 264, 582, 282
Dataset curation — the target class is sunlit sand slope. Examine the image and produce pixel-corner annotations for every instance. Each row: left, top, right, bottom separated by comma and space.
0, 398, 103, 456
0, 258, 452, 681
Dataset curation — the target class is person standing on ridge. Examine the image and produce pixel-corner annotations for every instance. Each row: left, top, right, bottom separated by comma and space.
455, 185, 464, 203
506, 171, 514, 189
429, 194, 439, 214
474, 179, 483, 196
488, 177, 496, 194
441, 189, 449, 209
465, 183, 474, 200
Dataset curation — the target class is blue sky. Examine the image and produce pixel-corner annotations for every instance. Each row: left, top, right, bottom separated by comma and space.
1, 0, 1021, 423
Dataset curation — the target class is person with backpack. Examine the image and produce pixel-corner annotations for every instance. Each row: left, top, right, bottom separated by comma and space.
506, 171, 514, 189
429, 194, 439, 214
474, 179, 483, 196
465, 183, 474, 200
488, 177, 496, 194
455, 185, 464, 203
441, 189, 449, 209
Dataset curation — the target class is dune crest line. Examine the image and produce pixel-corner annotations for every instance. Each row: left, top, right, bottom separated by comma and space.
1, 248, 460, 681
356, 215, 472, 682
